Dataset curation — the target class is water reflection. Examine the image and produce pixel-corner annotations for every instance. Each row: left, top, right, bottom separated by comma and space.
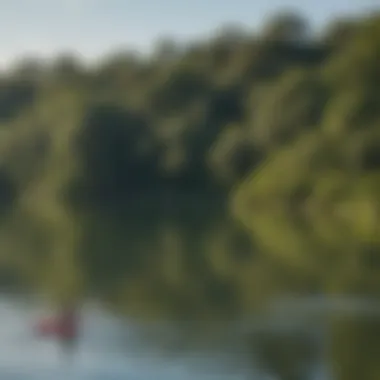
0, 196, 379, 379
330, 315, 380, 380
250, 330, 320, 380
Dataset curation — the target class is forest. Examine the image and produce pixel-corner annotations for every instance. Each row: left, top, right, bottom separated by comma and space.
0, 10, 379, 303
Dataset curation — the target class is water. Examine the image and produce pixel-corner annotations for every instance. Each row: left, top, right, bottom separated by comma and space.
1, 199, 380, 379
1, 293, 379, 379
0, 294, 256, 380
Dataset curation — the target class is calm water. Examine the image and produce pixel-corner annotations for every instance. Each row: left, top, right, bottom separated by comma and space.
0, 198, 379, 379
1, 293, 380, 380
0, 294, 255, 380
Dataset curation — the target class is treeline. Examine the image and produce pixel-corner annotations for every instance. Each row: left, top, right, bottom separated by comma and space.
0, 11, 378, 237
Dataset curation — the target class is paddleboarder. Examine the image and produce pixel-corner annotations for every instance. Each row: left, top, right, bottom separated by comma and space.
35, 300, 80, 363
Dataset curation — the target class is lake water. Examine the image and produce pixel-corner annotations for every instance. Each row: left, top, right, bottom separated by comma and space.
1, 293, 379, 380
0, 200, 379, 379
0, 293, 255, 380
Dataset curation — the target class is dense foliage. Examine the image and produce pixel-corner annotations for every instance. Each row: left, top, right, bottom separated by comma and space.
0, 11, 379, 303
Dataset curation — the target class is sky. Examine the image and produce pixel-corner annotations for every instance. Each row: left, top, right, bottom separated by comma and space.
0, 0, 378, 68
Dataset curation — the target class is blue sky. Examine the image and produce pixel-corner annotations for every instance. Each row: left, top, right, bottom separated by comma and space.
0, 0, 378, 68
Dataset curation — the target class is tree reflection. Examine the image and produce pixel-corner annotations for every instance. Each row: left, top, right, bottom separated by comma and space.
0, 196, 379, 379
329, 315, 380, 380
